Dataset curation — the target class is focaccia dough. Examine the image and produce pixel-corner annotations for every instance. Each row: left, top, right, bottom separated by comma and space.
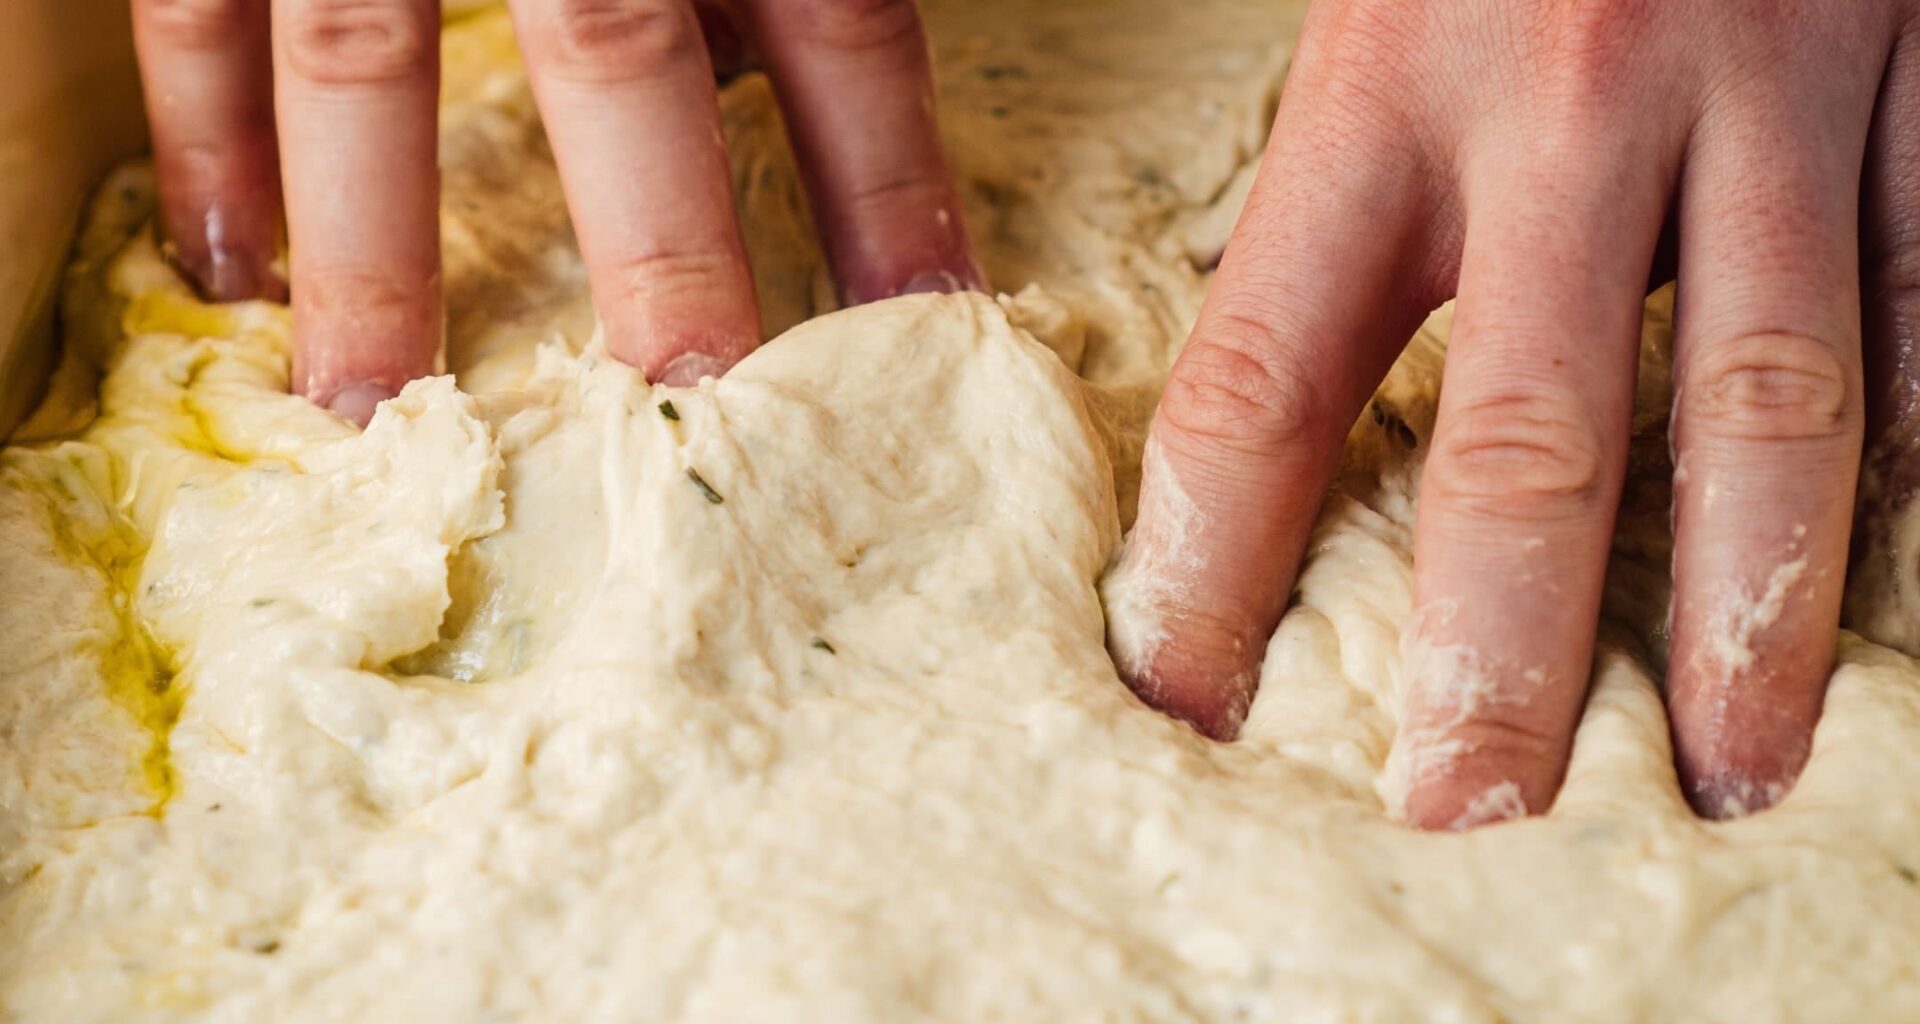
3, 3, 1918, 1021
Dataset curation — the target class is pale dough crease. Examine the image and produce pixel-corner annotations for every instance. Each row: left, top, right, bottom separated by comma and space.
3, 3, 1919, 1022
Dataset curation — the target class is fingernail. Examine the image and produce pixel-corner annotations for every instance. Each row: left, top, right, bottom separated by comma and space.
896, 270, 970, 297
896, 259, 989, 298
658, 351, 730, 387
202, 251, 289, 305
325, 383, 397, 428
193, 203, 287, 304
845, 261, 987, 307
1686, 773, 1787, 821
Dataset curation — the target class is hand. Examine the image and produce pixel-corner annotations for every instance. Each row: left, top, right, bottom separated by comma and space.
1104, 0, 1920, 827
132, 0, 979, 424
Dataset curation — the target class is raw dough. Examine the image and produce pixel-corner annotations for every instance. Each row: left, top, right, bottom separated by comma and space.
3, 2, 1919, 1021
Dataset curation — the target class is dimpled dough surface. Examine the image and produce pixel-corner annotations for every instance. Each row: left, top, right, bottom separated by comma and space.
4, 2, 1920, 1021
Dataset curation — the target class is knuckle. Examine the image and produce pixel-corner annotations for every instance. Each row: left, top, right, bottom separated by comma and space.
1159, 313, 1326, 461
606, 246, 743, 305
1685, 331, 1859, 443
299, 268, 433, 343
1293, 4, 1423, 121
1402, 700, 1564, 775
786, 0, 924, 52
1429, 386, 1609, 513
535, 0, 698, 83
1438, 714, 1564, 771
1485, 0, 1660, 127
1526, 0, 1651, 93
1307, 0, 1423, 73
283, 0, 431, 85
138, 0, 254, 50
842, 172, 948, 220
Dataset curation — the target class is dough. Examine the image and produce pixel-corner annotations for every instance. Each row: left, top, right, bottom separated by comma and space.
3, 2, 1918, 1021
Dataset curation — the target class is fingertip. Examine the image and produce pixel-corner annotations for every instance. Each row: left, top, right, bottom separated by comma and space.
1400, 777, 1533, 832
185, 242, 287, 305
657, 350, 732, 387
1668, 692, 1811, 821
1394, 748, 1549, 832
289, 269, 441, 430
153, 182, 288, 303
842, 253, 986, 307
740, 0, 979, 312
318, 382, 398, 429
134, 0, 285, 304
1102, 564, 1255, 742
1664, 578, 1828, 822
1682, 771, 1790, 821
1120, 660, 1252, 742
201, 232, 288, 304
894, 266, 983, 299
604, 314, 757, 386
1389, 704, 1562, 831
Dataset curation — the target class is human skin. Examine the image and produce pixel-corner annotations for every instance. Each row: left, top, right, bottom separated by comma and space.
130, 0, 980, 424
1105, 0, 1920, 828
134, 0, 1918, 831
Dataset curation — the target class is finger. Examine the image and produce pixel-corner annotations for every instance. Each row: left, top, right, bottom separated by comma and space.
133, 0, 286, 302
1392, 136, 1674, 831
740, 0, 979, 305
512, 0, 759, 384
693, 0, 755, 81
1648, 203, 1679, 293
1666, 80, 1874, 819
275, 0, 443, 424
1850, 29, 1920, 652
1099, 54, 1451, 742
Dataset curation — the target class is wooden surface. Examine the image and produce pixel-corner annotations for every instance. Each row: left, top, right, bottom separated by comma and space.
0, 0, 147, 437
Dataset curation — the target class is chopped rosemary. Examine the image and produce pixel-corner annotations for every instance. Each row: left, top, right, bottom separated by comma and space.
658, 400, 679, 421
810, 637, 836, 654
686, 468, 724, 504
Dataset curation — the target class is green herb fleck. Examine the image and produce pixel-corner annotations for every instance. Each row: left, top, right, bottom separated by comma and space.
658, 400, 680, 421
686, 468, 724, 504
251, 938, 281, 956
1899, 865, 1917, 885
810, 637, 836, 654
